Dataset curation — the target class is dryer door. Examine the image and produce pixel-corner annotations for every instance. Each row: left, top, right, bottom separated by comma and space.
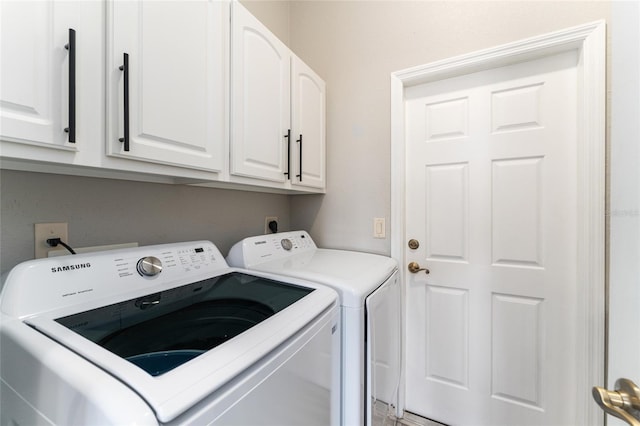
366, 270, 401, 423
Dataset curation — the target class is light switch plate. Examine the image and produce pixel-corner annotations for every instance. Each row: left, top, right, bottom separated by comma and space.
373, 217, 386, 238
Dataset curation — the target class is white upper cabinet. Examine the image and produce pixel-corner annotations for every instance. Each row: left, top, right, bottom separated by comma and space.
2, 0, 324, 193
291, 56, 326, 190
106, 0, 227, 173
230, 2, 290, 182
230, 2, 326, 192
0, 1, 102, 163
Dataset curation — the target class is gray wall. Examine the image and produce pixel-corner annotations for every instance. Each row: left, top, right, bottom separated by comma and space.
286, 1, 610, 254
0, 170, 290, 273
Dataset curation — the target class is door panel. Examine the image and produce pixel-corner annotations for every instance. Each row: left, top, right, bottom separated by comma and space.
231, 2, 290, 182
425, 163, 469, 261
491, 157, 543, 266
425, 285, 469, 387
291, 56, 326, 189
491, 294, 543, 407
108, 0, 225, 172
405, 51, 578, 425
0, 1, 77, 148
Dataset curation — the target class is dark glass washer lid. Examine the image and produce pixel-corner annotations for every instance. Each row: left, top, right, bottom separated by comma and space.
55, 272, 313, 376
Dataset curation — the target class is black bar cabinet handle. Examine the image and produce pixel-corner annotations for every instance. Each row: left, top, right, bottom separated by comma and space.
118, 53, 130, 152
296, 134, 303, 181
284, 129, 291, 179
64, 28, 76, 142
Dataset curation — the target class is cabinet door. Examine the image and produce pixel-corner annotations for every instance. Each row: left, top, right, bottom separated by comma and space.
291, 56, 326, 190
107, 0, 225, 172
1, 2, 79, 153
230, 2, 290, 182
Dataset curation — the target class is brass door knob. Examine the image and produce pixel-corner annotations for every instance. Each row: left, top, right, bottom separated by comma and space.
593, 378, 640, 426
408, 261, 429, 274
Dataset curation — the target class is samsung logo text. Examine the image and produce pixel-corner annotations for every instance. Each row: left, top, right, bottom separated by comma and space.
51, 263, 91, 273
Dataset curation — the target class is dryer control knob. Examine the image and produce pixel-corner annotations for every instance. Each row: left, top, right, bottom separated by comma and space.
137, 256, 163, 277
281, 239, 293, 251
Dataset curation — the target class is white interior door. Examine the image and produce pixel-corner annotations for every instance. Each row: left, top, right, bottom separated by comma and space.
404, 51, 581, 426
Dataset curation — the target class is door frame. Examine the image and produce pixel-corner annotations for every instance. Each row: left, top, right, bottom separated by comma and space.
390, 21, 606, 424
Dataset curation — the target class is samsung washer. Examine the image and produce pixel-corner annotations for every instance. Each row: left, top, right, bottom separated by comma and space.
0, 241, 340, 425
227, 231, 401, 426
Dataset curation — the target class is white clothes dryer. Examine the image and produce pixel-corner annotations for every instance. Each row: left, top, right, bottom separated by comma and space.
0, 241, 340, 425
227, 231, 401, 426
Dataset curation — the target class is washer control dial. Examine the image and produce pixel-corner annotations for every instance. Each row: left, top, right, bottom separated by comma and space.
137, 256, 163, 277
281, 239, 293, 251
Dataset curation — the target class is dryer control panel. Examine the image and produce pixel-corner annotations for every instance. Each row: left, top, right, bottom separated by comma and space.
226, 230, 317, 268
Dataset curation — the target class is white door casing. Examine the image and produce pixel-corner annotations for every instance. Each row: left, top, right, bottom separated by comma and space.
391, 21, 605, 425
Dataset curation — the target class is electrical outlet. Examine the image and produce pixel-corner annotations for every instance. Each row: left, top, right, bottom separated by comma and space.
35, 222, 68, 259
265, 216, 278, 234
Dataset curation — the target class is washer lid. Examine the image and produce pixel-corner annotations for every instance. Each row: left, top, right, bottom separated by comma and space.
246, 249, 398, 308
26, 270, 337, 423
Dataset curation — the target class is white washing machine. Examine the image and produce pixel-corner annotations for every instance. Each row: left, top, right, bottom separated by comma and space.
0, 241, 340, 425
227, 231, 401, 426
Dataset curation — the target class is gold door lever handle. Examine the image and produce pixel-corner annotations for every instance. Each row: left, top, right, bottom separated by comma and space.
408, 262, 429, 274
593, 378, 640, 426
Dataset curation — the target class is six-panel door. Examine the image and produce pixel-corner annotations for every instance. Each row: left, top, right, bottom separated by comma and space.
405, 51, 580, 425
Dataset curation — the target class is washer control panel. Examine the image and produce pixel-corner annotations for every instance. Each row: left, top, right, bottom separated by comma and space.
114, 244, 220, 279
1, 241, 228, 318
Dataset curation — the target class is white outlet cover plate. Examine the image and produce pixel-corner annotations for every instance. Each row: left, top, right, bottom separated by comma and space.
34, 222, 68, 259
265, 216, 278, 234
